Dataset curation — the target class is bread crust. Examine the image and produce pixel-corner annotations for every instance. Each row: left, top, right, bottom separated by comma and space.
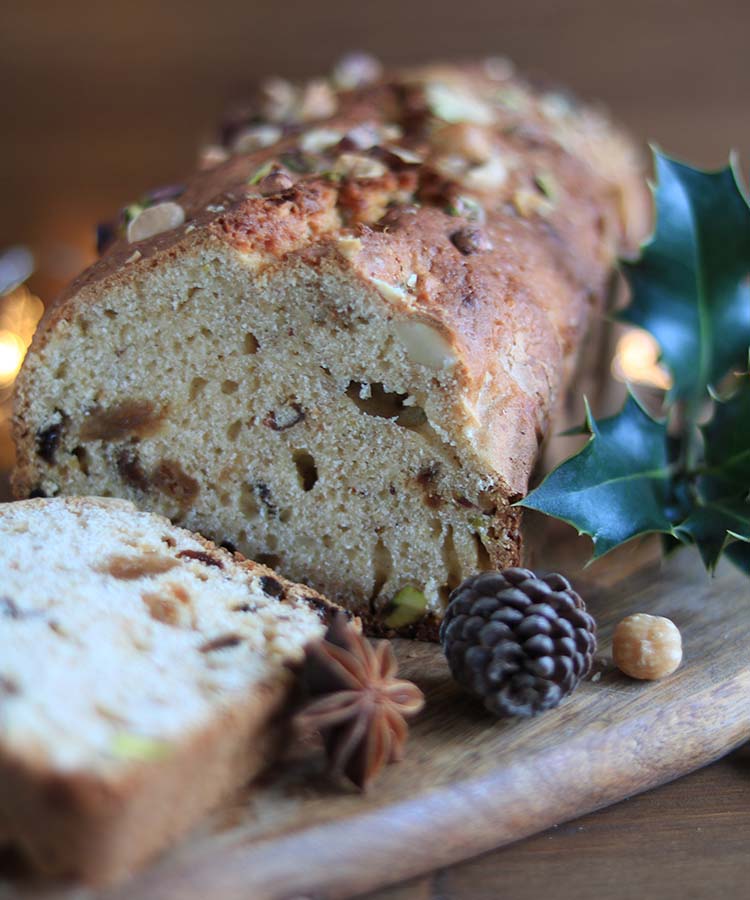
13, 62, 648, 506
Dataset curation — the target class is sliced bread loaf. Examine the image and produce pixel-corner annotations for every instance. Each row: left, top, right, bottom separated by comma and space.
0, 497, 339, 884
12, 60, 650, 637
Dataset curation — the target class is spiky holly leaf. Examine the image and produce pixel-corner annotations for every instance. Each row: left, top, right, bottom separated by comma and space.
675, 376, 750, 569
701, 375, 750, 491
676, 496, 750, 570
519, 393, 675, 558
620, 151, 750, 409
725, 541, 750, 575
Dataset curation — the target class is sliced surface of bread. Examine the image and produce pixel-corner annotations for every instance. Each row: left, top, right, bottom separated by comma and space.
12, 60, 650, 637
0, 497, 338, 884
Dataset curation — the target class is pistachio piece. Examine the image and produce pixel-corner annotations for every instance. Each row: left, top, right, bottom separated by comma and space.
513, 186, 554, 218
127, 202, 185, 243
247, 160, 276, 185
447, 195, 486, 223
394, 320, 456, 370
111, 733, 171, 761
385, 585, 428, 628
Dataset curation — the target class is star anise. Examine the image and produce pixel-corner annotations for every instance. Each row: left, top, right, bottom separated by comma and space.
295, 613, 425, 790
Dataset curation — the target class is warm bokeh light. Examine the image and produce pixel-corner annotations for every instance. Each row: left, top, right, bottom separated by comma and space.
0, 284, 45, 404
0, 330, 26, 387
612, 328, 672, 391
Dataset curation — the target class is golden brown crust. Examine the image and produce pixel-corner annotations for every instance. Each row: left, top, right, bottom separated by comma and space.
16, 61, 648, 505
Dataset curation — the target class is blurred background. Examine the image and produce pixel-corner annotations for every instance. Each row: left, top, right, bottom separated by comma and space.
1, 0, 749, 499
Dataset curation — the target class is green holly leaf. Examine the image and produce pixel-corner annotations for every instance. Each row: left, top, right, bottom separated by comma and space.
620, 151, 750, 409
725, 541, 750, 575
701, 375, 750, 491
676, 495, 750, 570
519, 393, 676, 558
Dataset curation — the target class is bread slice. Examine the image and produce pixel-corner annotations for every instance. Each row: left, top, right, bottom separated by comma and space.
12, 60, 650, 638
0, 496, 339, 885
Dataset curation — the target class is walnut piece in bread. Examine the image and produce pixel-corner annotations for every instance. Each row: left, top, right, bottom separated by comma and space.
12, 60, 650, 638
0, 497, 340, 884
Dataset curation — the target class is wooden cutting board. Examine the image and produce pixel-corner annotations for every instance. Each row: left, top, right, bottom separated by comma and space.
5, 519, 750, 900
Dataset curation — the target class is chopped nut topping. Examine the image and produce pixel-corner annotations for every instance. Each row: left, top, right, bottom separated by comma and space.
450, 226, 493, 255
394, 320, 457, 370
425, 82, 495, 126
369, 277, 411, 304
447, 195, 486, 223
336, 235, 363, 260
299, 127, 343, 154
248, 160, 276, 185
198, 144, 230, 169
259, 77, 297, 121
127, 202, 185, 243
232, 124, 282, 154
382, 144, 423, 164
433, 123, 493, 163
462, 156, 508, 191
513, 186, 554, 218
258, 170, 294, 196
333, 153, 388, 180
331, 52, 383, 89
299, 79, 337, 120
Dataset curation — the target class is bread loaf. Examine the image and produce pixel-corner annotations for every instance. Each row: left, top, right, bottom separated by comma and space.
12, 59, 649, 638
0, 497, 339, 884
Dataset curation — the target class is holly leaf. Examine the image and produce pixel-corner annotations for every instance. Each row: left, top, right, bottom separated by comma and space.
518, 393, 676, 558
701, 374, 750, 491
620, 151, 750, 408
676, 495, 750, 570
725, 541, 750, 575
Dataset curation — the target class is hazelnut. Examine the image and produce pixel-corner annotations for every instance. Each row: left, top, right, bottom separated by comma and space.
612, 614, 682, 680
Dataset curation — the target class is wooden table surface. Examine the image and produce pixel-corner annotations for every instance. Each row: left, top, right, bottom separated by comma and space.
2, 2, 749, 896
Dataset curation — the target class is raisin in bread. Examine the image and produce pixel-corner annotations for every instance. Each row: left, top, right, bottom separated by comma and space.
0, 497, 339, 885
12, 59, 650, 639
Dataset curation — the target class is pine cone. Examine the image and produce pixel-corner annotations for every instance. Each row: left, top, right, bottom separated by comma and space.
440, 568, 597, 717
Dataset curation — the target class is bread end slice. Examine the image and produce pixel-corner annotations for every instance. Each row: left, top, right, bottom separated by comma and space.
0, 497, 342, 884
